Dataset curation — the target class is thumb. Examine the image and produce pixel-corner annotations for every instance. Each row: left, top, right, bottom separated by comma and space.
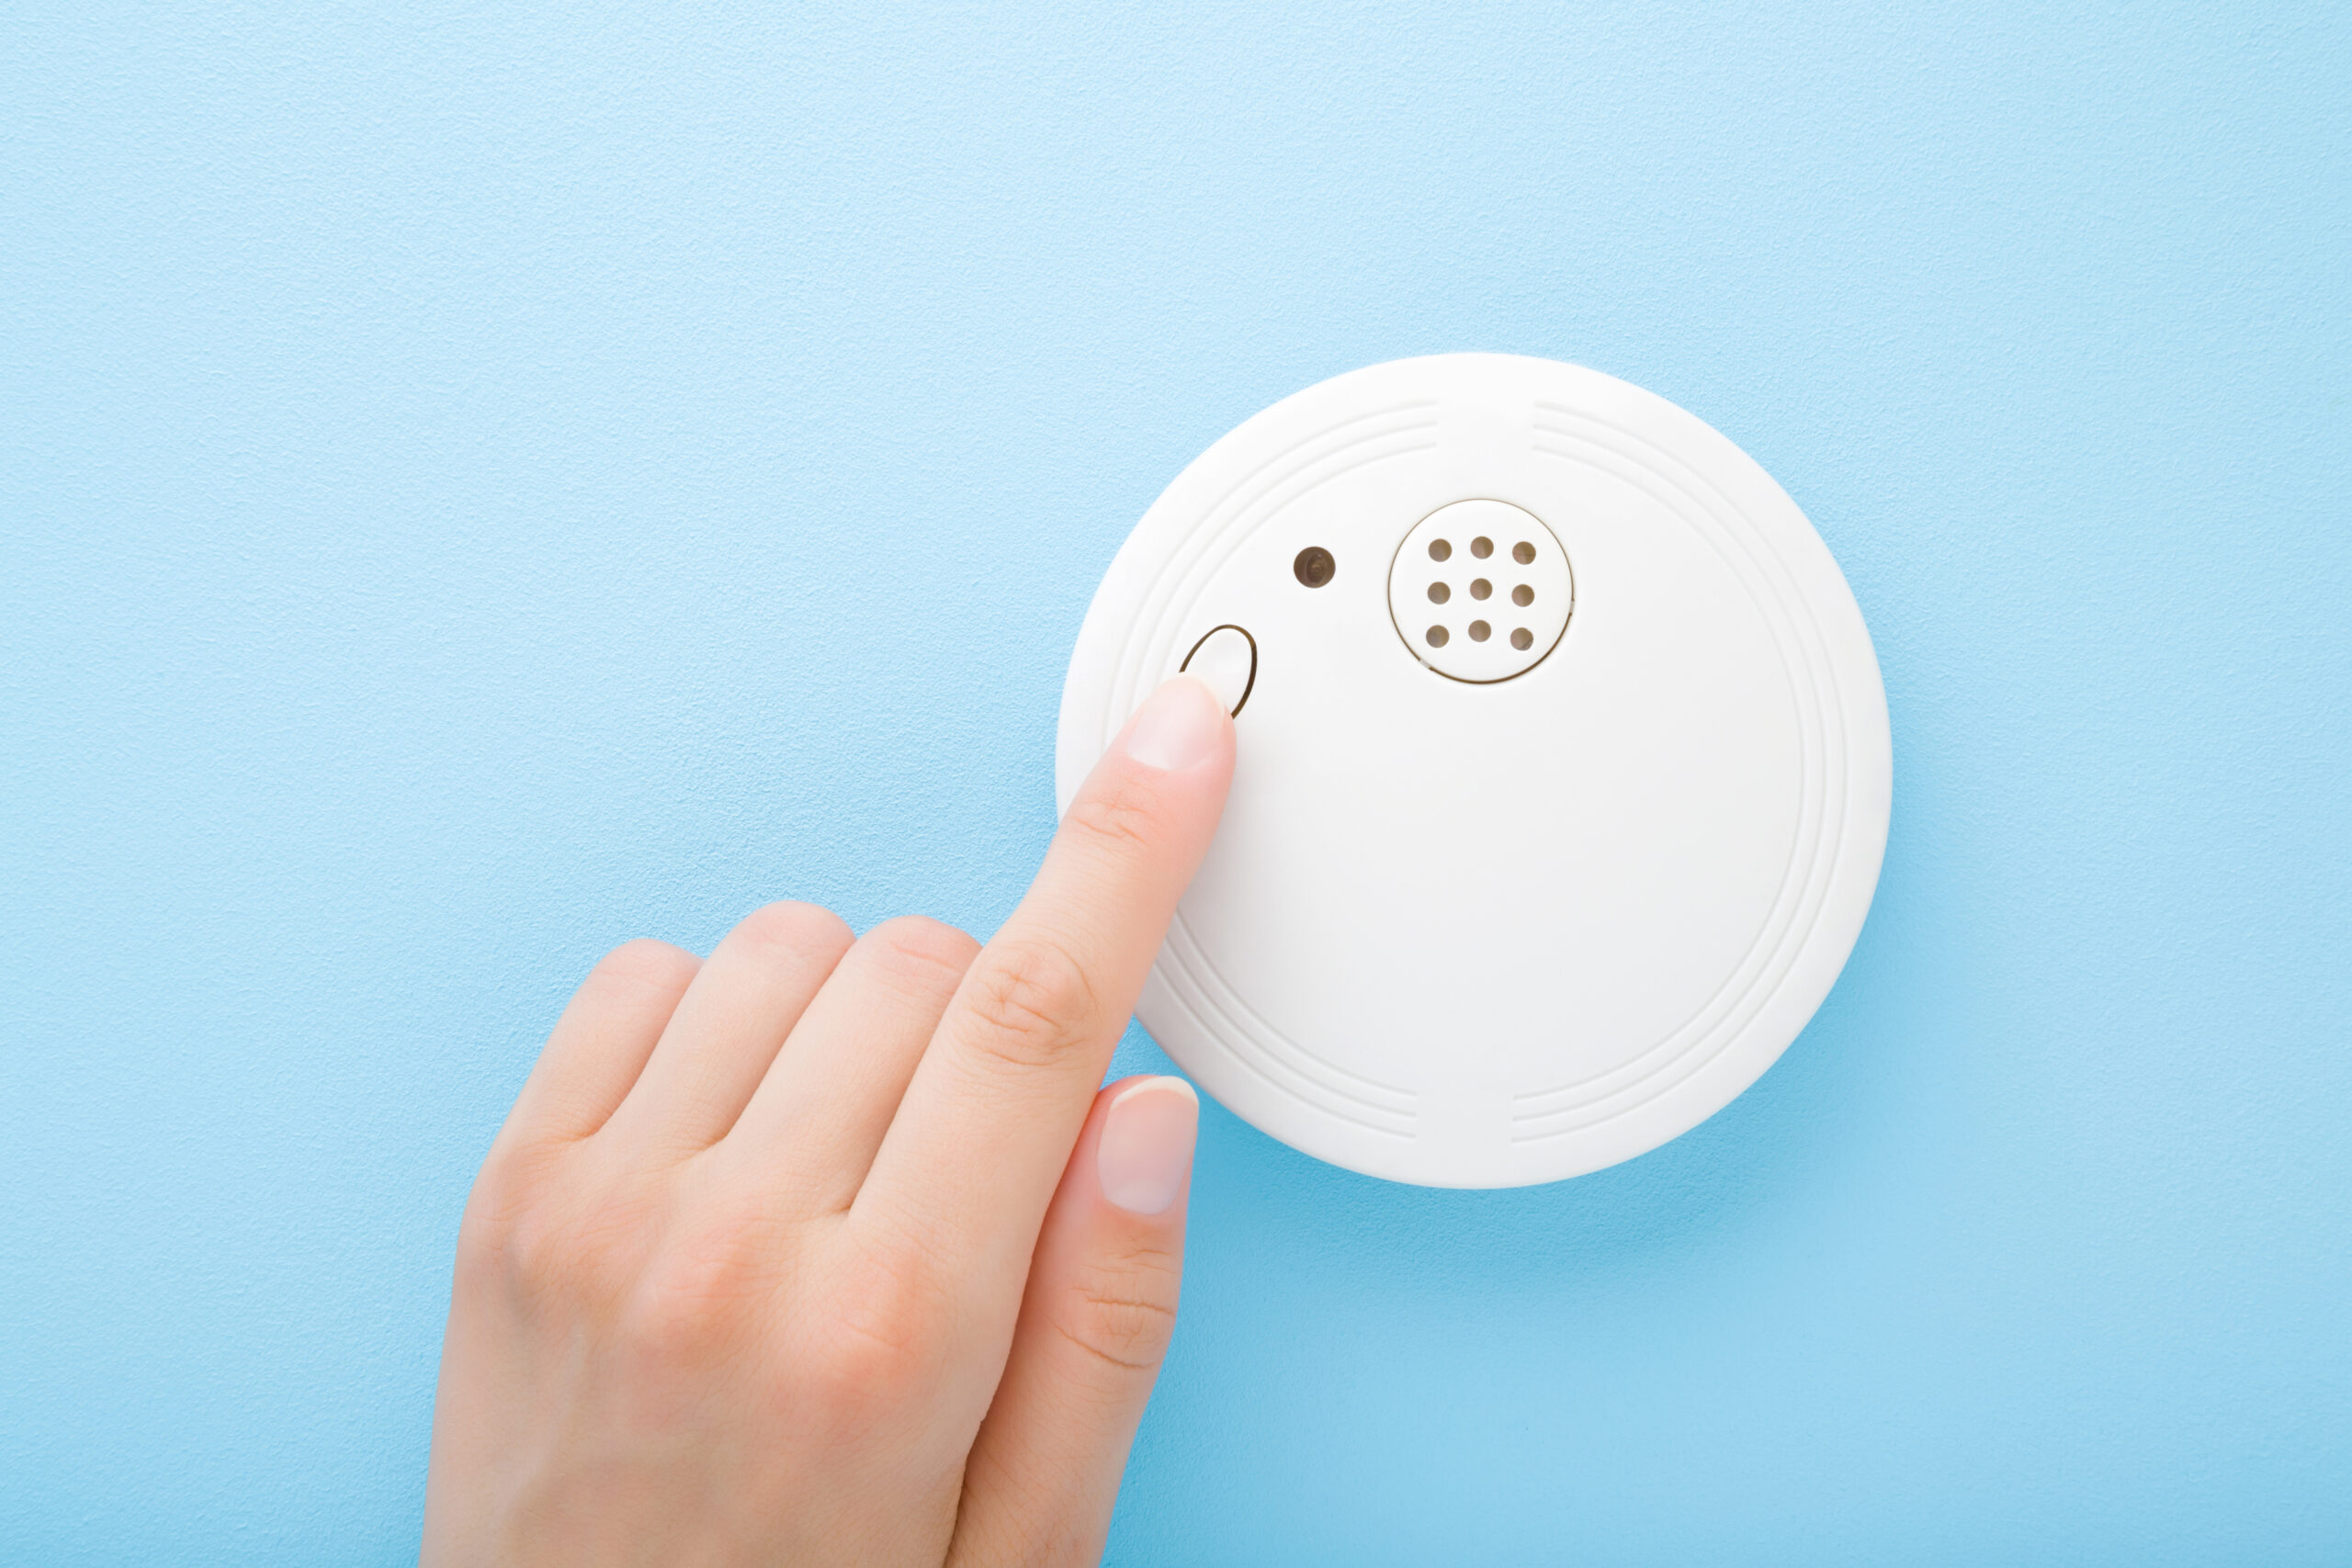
947, 1075, 1200, 1568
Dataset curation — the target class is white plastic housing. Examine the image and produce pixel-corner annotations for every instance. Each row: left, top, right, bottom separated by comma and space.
1057, 354, 1891, 1187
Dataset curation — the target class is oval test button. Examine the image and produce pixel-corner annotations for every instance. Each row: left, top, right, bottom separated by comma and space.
1179, 625, 1257, 716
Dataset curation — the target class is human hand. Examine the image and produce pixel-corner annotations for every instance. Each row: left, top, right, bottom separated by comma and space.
419, 675, 1236, 1567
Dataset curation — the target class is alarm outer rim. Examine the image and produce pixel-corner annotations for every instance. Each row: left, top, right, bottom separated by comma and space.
1056, 353, 1891, 1187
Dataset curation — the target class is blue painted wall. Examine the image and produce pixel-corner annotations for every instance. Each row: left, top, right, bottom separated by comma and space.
5, 3, 2346, 1562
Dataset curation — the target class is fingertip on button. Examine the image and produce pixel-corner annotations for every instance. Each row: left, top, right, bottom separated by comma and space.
1179, 624, 1258, 716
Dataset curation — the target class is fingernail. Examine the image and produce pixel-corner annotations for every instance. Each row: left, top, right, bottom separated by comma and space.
1121, 676, 1226, 773
1097, 1077, 1200, 1216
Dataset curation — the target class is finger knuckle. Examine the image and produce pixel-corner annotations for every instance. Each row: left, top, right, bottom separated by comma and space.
1063, 773, 1169, 858
462, 1134, 548, 1224
803, 1241, 950, 1413
595, 936, 693, 977
482, 1199, 578, 1298
460, 1181, 617, 1310
454, 1132, 559, 1269
581, 938, 700, 1016
729, 900, 854, 964
616, 1280, 729, 1374
863, 915, 981, 997
451, 1198, 516, 1292
1056, 1269, 1180, 1375
616, 1214, 781, 1368
957, 936, 1102, 1072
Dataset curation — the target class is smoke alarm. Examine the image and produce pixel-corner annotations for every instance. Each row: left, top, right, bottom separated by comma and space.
1057, 354, 1891, 1187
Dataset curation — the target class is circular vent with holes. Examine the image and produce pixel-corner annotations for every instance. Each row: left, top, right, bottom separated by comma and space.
1387, 500, 1573, 682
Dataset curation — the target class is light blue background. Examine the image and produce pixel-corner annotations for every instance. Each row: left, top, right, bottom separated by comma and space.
5, 3, 2346, 1562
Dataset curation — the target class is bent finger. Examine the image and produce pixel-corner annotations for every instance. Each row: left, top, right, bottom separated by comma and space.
723, 914, 981, 1213
857, 675, 1231, 1291
600, 901, 853, 1156
503, 939, 701, 1146
947, 1077, 1199, 1568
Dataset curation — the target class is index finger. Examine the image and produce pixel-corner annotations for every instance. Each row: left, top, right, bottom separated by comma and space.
854, 674, 1233, 1290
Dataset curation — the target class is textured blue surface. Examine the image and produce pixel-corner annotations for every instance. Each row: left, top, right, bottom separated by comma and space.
5, 3, 2347, 1562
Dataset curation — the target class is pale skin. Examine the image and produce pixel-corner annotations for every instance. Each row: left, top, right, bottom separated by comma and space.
420, 675, 1236, 1567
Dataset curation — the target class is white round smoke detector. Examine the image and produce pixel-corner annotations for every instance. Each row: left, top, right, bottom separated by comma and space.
1057, 354, 1891, 1187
